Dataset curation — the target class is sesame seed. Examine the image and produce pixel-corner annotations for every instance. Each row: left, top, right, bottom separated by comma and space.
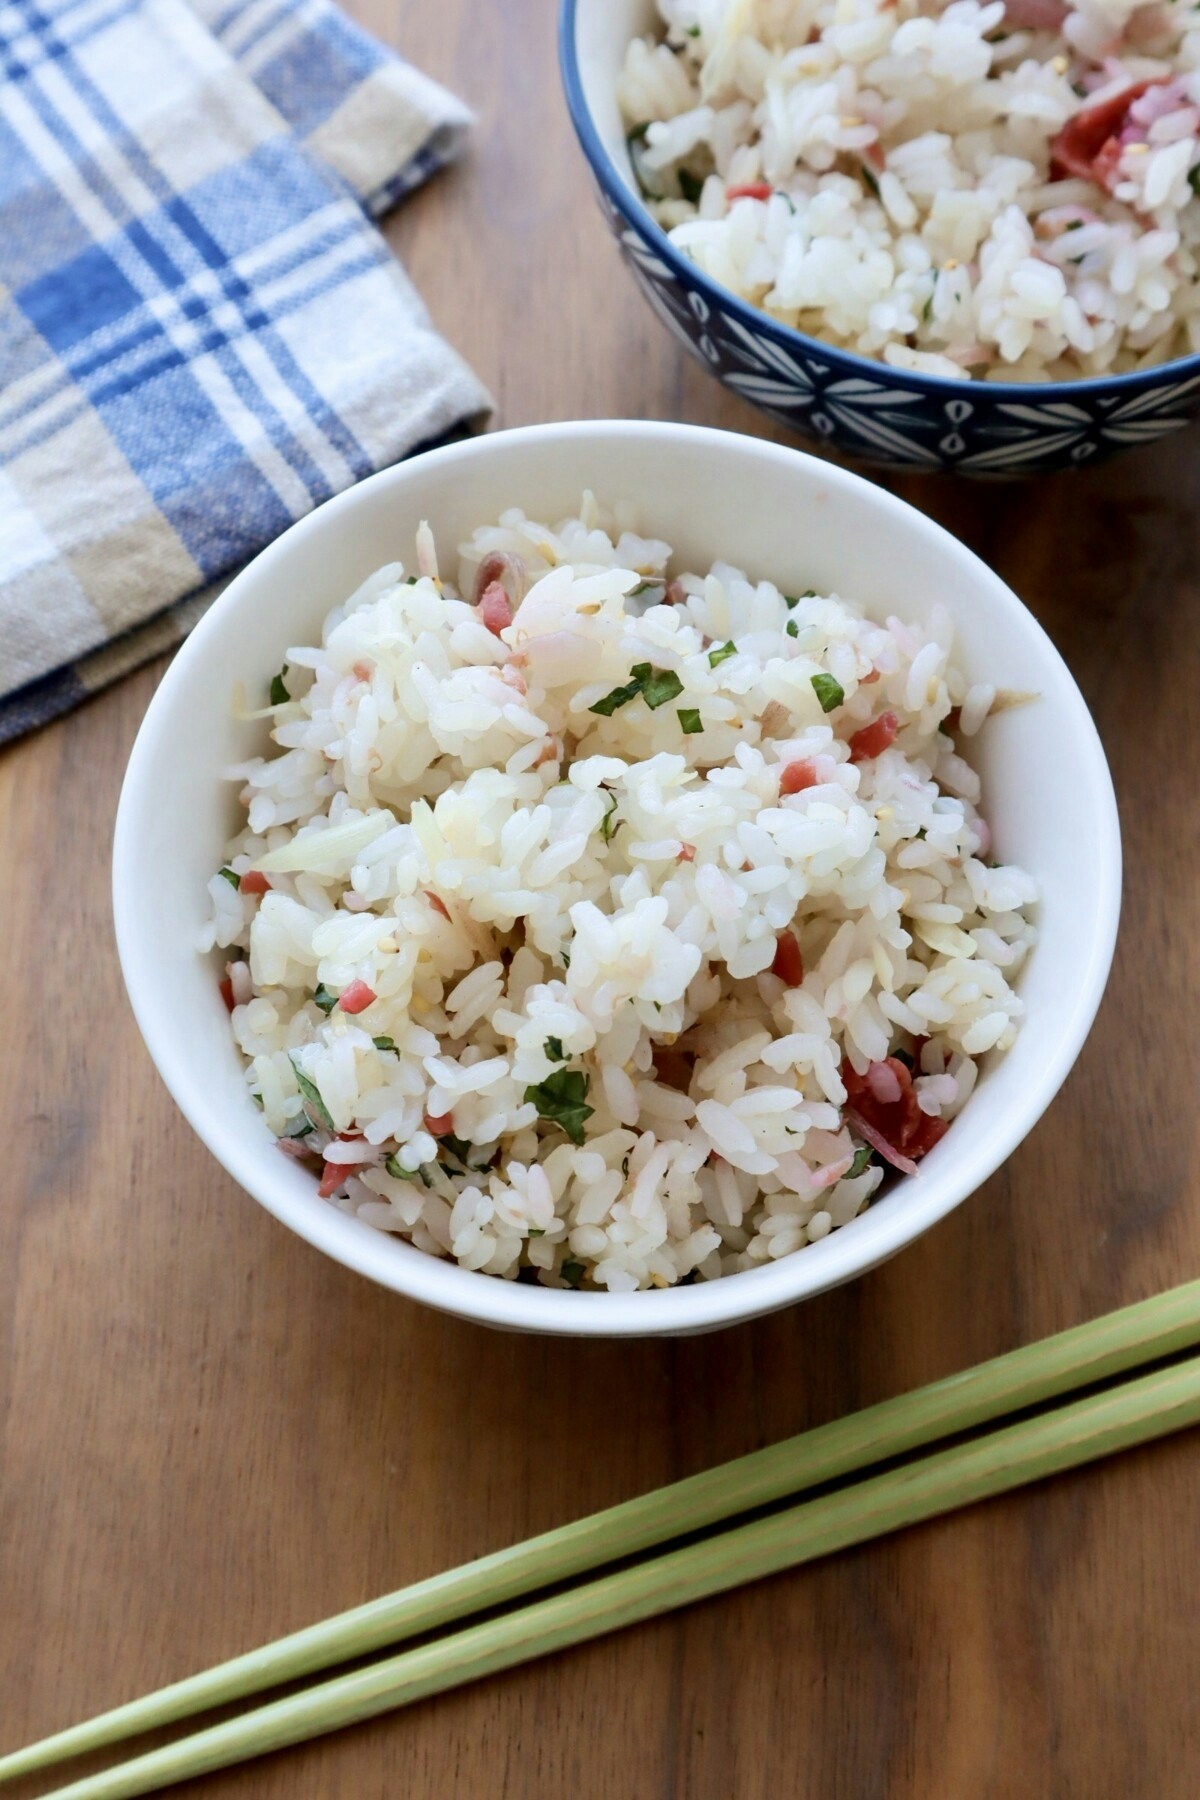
1051, 55, 1068, 73
1126, 142, 1149, 155
944, 259, 959, 271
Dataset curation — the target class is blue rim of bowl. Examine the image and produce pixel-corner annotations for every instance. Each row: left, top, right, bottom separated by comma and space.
558, 0, 1200, 409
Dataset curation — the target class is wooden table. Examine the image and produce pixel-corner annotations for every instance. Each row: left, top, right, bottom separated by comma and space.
3, 3, 1199, 1793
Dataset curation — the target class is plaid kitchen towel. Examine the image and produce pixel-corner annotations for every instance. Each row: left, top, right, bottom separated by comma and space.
0, 0, 491, 744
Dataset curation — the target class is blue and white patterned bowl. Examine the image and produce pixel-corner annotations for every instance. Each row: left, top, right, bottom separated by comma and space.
559, 0, 1200, 475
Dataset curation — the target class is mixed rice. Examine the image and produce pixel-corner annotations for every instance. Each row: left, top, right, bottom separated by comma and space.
203, 499, 1036, 1292
619, 0, 1200, 379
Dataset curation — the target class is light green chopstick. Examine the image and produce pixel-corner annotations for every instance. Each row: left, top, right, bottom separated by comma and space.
5, 1277, 1200, 1788
40, 1351, 1200, 1799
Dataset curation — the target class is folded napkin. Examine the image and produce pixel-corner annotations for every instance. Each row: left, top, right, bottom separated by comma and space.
0, 0, 491, 744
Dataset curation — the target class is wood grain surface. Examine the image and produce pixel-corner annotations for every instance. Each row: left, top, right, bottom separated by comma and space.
3, 2, 1199, 1794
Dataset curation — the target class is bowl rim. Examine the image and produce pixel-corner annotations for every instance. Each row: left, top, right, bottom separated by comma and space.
113, 419, 1122, 1337
557, 0, 1200, 409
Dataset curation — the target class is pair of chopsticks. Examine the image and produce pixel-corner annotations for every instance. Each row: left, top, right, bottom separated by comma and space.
6, 1280, 1200, 1799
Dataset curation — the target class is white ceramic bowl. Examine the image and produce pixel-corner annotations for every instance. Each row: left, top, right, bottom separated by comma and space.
113, 422, 1121, 1337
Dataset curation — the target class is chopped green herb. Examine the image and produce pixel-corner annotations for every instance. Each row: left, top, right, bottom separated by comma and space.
527, 1228, 546, 1238
436, 1133, 494, 1175
625, 123, 663, 201
403, 575, 419, 585
313, 984, 337, 1015
372, 1035, 397, 1053
289, 1055, 334, 1132
678, 168, 704, 205
634, 663, 684, 710
544, 1037, 567, 1063
848, 1145, 875, 1180
784, 589, 817, 607
561, 949, 571, 969
385, 1152, 433, 1188
523, 1068, 594, 1146
269, 668, 290, 706
685, 21, 700, 34
590, 663, 684, 716
922, 292, 934, 324
811, 673, 845, 713
599, 788, 619, 843
1191, 165, 1200, 196
590, 675, 644, 717
251, 1092, 264, 1110
629, 579, 663, 597
561, 1259, 586, 1288
282, 1115, 314, 1139
217, 866, 240, 889
678, 707, 704, 735
786, 619, 799, 638
708, 640, 737, 668
860, 162, 881, 199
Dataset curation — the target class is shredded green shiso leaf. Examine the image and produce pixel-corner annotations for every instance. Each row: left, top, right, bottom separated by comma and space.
811, 673, 845, 713
590, 663, 684, 717
385, 1153, 434, 1189
523, 1069, 594, 1146
289, 1055, 334, 1132
437, 1134, 494, 1176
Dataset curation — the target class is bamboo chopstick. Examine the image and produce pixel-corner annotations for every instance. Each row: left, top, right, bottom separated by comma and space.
5, 1276, 1200, 1788
39, 1350, 1200, 1800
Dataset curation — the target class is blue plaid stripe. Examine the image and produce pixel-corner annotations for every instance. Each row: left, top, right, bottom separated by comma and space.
0, 0, 487, 739
197, 0, 473, 211
10, 0, 374, 496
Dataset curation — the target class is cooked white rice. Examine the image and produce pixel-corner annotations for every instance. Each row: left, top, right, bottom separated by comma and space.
618, 0, 1200, 380
203, 497, 1036, 1293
